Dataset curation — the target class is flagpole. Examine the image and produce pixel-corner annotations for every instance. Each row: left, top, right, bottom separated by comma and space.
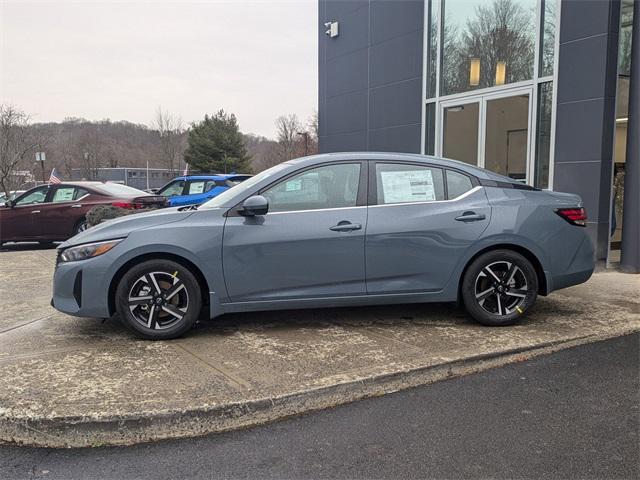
146, 161, 150, 190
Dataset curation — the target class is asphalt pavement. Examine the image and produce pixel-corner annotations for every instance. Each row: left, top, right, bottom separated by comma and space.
1, 333, 638, 480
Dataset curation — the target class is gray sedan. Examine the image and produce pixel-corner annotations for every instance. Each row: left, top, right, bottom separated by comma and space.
52, 153, 594, 340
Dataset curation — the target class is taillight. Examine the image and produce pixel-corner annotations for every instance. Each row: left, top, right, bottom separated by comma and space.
112, 202, 144, 209
556, 207, 587, 227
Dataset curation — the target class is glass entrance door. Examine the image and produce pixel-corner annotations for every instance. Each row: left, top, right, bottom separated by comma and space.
439, 89, 533, 182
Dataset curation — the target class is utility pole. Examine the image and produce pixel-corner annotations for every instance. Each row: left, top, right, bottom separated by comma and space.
35, 151, 46, 184
297, 131, 309, 156
620, 0, 640, 273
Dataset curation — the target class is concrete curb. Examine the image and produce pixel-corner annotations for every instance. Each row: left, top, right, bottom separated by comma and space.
2, 326, 637, 448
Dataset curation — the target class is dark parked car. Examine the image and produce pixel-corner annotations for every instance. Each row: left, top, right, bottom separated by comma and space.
0, 182, 167, 246
52, 153, 594, 340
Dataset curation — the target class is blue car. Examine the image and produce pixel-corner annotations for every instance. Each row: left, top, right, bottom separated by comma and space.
52, 152, 594, 340
157, 174, 251, 207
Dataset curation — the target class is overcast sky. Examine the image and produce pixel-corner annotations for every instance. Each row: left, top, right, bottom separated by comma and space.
0, 0, 318, 138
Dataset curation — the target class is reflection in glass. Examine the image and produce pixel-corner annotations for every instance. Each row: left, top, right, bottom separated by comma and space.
425, 103, 436, 155
426, 0, 439, 98
484, 94, 529, 180
443, 102, 479, 165
535, 82, 552, 188
539, 0, 556, 77
441, 0, 536, 96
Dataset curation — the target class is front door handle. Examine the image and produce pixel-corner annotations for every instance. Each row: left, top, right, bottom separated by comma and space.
330, 221, 362, 232
455, 212, 486, 222
71, 204, 83, 208
31, 210, 41, 214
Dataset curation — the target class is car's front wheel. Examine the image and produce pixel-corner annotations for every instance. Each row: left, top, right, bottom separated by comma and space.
115, 259, 202, 340
461, 249, 538, 326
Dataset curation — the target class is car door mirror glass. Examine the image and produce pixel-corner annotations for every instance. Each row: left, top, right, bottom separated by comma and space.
240, 195, 269, 216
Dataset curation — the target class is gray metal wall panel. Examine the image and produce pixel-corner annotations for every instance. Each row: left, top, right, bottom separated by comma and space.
319, 0, 424, 154
369, 78, 422, 130
368, 124, 422, 153
553, 0, 620, 263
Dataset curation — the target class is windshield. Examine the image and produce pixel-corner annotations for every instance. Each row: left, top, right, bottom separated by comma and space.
93, 183, 149, 197
199, 163, 290, 209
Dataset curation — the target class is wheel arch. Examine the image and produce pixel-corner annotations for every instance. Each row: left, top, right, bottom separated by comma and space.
107, 252, 211, 316
457, 243, 548, 303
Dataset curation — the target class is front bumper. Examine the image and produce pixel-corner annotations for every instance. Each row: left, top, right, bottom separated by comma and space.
51, 255, 112, 318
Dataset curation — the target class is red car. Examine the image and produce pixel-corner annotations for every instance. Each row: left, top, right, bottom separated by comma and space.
0, 182, 167, 246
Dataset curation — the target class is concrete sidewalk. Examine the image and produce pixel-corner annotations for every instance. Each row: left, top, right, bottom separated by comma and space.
0, 248, 639, 448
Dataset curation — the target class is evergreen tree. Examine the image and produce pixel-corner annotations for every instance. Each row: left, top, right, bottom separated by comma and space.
184, 110, 251, 173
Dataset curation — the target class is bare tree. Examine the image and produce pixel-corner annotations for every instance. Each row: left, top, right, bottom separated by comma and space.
0, 105, 40, 199
275, 114, 301, 161
154, 107, 185, 174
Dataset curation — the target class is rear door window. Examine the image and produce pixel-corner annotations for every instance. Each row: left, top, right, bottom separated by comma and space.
51, 187, 76, 203
375, 163, 445, 205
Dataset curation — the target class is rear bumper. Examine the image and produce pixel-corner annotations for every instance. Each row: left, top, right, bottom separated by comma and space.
546, 234, 595, 293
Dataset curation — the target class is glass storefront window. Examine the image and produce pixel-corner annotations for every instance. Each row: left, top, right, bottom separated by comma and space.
426, 0, 439, 98
485, 94, 530, 180
440, 0, 536, 96
534, 82, 553, 188
539, 0, 556, 77
443, 102, 479, 165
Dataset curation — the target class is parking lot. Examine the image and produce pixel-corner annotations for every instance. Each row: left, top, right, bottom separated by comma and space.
1, 245, 639, 448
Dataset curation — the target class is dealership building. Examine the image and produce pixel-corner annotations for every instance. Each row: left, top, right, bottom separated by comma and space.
318, 0, 638, 271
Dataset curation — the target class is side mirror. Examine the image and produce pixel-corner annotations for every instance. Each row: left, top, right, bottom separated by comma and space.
5, 200, 14, 208
239, 195, 269, 216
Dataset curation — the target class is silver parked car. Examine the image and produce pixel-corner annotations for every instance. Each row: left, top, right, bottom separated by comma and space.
52, 153, 594, 340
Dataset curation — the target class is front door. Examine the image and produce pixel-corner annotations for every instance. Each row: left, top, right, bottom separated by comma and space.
0, 185, 50, 241
223, 162, 367, 302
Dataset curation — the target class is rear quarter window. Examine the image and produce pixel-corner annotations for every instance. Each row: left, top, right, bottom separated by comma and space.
446, 170, 474, 199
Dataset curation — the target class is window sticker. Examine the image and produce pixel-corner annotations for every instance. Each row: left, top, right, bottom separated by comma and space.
380, 169, 436, 203
189, 182, 205, 194
285, 178, 302, 192
53, 188, 75, 202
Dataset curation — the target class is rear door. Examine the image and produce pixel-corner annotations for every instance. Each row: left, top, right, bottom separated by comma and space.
222, 162, 368, 302
365, 162, 491, 294
36, 186, 90, 239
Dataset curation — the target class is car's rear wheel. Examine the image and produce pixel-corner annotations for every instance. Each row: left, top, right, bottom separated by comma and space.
461, 250, 538, 326
115, 259, 202, 340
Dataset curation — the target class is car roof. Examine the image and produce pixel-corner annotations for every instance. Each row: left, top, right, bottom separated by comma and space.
286, 152, 519, 183
171, 174, 251, 181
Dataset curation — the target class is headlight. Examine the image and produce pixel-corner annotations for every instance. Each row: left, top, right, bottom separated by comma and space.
59, 239, 123, 263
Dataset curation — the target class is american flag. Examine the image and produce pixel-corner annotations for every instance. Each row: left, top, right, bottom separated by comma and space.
49, 168, 62, 184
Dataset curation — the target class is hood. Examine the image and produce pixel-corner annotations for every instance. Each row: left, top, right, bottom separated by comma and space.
60, 207, 196, 248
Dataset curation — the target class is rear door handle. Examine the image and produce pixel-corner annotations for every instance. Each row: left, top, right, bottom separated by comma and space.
330, 221, 362, 232
455, 212, 486, 222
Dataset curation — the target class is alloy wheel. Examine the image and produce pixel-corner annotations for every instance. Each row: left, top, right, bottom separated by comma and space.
127, 271, 189, 330
474, 261, 529, 316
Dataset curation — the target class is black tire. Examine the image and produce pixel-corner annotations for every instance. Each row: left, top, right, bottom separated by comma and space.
74, 218, 89, 235
461, 249, 538, 326
38, 241, 55, 246
115, 259, 202, 340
